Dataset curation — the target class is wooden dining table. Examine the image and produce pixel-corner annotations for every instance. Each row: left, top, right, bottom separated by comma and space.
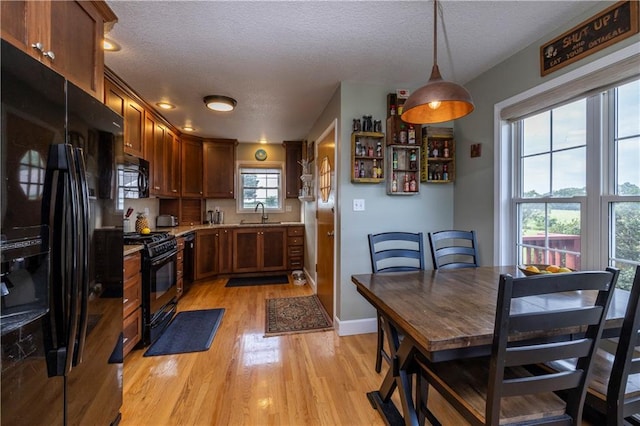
351, 266, 629, 426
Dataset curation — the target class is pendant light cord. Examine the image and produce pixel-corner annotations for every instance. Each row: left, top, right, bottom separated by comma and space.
433, 0, 438, 67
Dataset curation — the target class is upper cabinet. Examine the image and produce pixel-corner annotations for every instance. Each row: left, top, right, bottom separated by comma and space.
181, 136, 203, 198
1, 1, 117, 100
203, 139, 236, 199
104, 78, 145, 158
283, 140, 303, 198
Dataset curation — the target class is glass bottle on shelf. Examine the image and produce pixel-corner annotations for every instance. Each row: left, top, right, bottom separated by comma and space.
432, 143, 439, 158
408, 125, 416, 144
354, 161, 359, 179
372, 159, 378, 178
376, 141, 382, 157
356, 140, 362, 156
359, 161, 365, 178
403, 175, 410, 192
443, 141, 450, 158
443, 164, 449, 181
409, 149, 417, 170
399, 125, 407, 144
393, 151, 398, 169
409, 174, 417, 192
392, 174, 398, 192
368, 144, 373, 157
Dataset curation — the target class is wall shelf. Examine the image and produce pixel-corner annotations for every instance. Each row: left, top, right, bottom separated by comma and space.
351, 131, 385, 184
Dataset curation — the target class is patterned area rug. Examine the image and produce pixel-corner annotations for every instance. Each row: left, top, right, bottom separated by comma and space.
265, 295, 333, 336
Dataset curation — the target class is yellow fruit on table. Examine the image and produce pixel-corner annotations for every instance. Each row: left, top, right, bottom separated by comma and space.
141, 227, 151, 234
525, 265, 540, 273
546, 265, 560, 273
538, 270, 552, 274
558, 267, 572, 273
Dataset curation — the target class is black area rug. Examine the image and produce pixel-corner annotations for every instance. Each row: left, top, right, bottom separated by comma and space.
225, 274, 289, 287
144, 308, 224, 357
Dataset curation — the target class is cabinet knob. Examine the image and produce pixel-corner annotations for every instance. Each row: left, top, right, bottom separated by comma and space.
123, 298, 129, 305
172, 189, 177, 193
43, 50, 55, 61
154, 186, 160, 190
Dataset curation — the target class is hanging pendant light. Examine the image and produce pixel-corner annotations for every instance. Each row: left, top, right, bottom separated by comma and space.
401, 0, 474, 124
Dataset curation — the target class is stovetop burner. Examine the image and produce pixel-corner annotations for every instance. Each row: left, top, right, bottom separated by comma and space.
124, 232, 176, 259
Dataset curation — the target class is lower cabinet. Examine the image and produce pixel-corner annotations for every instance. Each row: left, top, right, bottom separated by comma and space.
287, 226, 304, 270
195, 228, 232, 280
123, 252, 142, 357
233, 227, 287, 273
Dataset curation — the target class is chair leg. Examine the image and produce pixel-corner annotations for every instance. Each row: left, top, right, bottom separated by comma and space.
415, 363, 441, 426
375, 312, 383, 373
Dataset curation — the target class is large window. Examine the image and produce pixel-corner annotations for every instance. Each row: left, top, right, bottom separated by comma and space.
513, 79, 639, 289
237, 163, 284, 212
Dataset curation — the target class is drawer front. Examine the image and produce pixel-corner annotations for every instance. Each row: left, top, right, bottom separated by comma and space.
123, 273, 141, 318
176, 237, 185, 251
123, 308, 142, 357
288, 257, 303, 269
176, 277, 184, 299
124, 252, 141, 280
288, 226, 304, 237
288, 246, 304, 257
288, 236, 303, 246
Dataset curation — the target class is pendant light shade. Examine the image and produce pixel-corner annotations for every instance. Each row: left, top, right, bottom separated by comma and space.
401, 0, 474, 124
203, 95, 237, 112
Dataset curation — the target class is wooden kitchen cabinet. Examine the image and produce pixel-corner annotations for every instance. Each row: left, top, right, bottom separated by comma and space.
123, 252, 142, 357
148, 118, 178, 197
1, 1, 116, 100
166, 129, 180, 196
283, 140, 303, 198
287, 226, 304, 270
218, 228, 233, 274
105, 78, 145, 158
203, 139, 236, 199
195, 229, 220, 280
232, 227, 287, 273
181, 136, 203, 198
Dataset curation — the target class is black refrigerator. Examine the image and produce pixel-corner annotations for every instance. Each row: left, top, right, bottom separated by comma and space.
1, 40, 124, 425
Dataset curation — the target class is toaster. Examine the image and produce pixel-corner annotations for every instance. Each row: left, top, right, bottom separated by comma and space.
156, 215, 178, 227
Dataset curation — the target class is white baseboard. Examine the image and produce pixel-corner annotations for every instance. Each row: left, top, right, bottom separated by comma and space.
334, 316, 377, 336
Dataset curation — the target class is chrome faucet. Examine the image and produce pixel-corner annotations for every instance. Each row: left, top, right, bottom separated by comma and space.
255, 202, 268, 223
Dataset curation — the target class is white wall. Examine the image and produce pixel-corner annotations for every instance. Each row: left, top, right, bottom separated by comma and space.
453, 1, 640, 265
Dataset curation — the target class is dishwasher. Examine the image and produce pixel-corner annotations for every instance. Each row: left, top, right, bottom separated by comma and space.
182, 232, 196, 289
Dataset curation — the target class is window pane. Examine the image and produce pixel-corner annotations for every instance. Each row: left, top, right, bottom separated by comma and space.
522, 154, 550, 197
522, 113, 550, 156
617, 136, 640, 195
617, 79, 640, 139
552, 147, 586, 195
518, 202, 581, 269
552, 99, 586, 150
610, 202, 640, 290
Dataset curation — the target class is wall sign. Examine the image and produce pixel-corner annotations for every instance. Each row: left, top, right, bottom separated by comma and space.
540, 1, 638, 76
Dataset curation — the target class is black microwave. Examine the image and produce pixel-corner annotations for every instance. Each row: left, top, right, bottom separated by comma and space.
120, 155, 149, 198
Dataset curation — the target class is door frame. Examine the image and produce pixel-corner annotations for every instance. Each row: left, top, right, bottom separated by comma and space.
315, 119, 338, 320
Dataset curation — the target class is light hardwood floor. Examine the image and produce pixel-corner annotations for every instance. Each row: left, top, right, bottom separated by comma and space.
119, 276, 596, 426
120, 277, 388, 425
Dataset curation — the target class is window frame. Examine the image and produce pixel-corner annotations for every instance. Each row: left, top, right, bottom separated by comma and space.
236, 161, 285, 214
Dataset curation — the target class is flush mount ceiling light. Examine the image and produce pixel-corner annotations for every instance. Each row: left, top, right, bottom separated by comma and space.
103, 38, 121, 52
401, 0, 474, 124
156, 102, 175, 110
203, 95, 237, 112
182, 126, 195, 132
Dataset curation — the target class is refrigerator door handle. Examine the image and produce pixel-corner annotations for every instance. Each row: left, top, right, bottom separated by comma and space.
41, 144, 81, 376
73, 148, 90, 365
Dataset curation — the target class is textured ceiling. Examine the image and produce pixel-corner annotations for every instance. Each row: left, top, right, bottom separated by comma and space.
105, 1, 602, 143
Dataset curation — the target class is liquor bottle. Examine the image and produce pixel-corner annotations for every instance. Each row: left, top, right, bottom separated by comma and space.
443, 164, 449, 181
409, 174, 417, 192
390, 104, 396, 116
372, 159, 378, 178
391, 174, 398, 192
403, 175, 410, 192
409, 150, 417, 170
399, 125, 407, 144
359, 161, 365, 178
393, 151, 398, 170
354, 161, 359, 179
356, 141, 362, 156
376, 141, 382, 157
432, 143, 439, 158
408, 125, 416, 144
368, 145, 373, 157
443, 141, 449, 158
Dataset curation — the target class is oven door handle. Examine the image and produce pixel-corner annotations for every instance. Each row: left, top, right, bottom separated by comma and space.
150, 249, 177, 267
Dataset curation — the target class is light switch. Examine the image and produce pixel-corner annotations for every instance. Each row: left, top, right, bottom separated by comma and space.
353, 199, 365, 211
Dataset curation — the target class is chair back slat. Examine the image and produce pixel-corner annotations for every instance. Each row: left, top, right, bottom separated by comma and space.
502, 370, 583, 397
509, 307, 604, 333
485, 267, 620, 425
505, 339, 592, 366
428, 230, 478, 270
368, 232, 425, 273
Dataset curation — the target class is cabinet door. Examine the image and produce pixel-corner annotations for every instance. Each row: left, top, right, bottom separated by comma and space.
218, 228, 233, 274
283, 140, 302, 198
104, 79, 125, 116
262, 227, 287, 271
149, 121, 166, 196
233, 228, 260, 273
181, 138, 203, 198
203, 140, 235, 198
165, 129, 180, 196
124, 97, 145, 158
195, 230, 219, 280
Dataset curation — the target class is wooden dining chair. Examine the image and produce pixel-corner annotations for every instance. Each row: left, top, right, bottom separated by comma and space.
427, 229, 478, 269
368, 232, 425, 373
546, 265, 640, 426
415, 267, 620, 426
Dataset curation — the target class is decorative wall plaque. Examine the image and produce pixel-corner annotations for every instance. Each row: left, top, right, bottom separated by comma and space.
540, 1, 638, 76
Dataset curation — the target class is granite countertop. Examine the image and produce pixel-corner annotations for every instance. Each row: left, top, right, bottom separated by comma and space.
124, 244, 144, 256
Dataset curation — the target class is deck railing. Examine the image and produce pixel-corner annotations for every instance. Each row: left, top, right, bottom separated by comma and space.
522, 234, 581, 269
